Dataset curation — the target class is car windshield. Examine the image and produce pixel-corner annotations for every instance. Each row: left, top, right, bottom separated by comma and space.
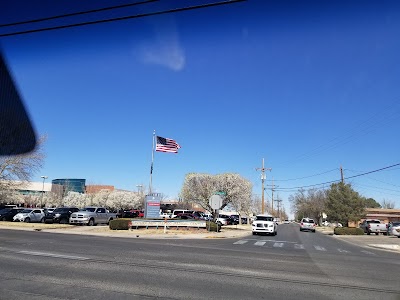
1, 2, 400, 298
81, 208, 96, 212
53, 208, 69, 213
255, 216, 274, 222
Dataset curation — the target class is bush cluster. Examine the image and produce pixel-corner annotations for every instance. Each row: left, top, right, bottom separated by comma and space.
109, 219, 131, 230
334, 227, 364, 235
206, 221, 221, 232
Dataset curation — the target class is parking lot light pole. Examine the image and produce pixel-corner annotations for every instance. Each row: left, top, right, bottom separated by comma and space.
40, 176, 48, 208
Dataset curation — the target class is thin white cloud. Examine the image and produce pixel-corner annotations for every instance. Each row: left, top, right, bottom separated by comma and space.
138, 19, 185, 72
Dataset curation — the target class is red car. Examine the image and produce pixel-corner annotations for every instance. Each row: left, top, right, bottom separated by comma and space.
130, 209, 144, 218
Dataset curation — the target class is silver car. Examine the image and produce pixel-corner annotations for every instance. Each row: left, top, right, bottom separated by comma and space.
13, 208, 46, 223
299, 218, 316, 232
390, 222, 400, 238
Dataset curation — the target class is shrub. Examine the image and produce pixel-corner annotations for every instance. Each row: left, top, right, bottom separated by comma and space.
109, 219, 131, 230
334, 227, 364, 235
206, 221, 221, 232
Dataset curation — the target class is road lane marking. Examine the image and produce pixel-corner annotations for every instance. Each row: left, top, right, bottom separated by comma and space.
233, 240, 248, 245
273, 242, 284, 248
294, 244, 305, 249
337, 248, 350, 253
361, 250, 376, 255
254, 241, 266, 246
314, 246, 326, 251
17, 250, 89, 260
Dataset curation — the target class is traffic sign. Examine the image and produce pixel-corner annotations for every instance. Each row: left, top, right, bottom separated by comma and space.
209, 195, 222, 210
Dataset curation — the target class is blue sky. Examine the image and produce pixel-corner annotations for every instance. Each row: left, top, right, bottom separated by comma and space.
1, 0, 400, 212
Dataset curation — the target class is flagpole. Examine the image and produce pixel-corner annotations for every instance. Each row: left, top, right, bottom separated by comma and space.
149, 130, 156, 195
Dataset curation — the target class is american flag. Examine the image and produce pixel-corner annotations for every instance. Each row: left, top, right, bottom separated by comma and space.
156, 136, 181, 153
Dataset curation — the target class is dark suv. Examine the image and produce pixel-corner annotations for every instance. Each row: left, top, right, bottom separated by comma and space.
0, 208, 24, 221
44, 207, 79, 224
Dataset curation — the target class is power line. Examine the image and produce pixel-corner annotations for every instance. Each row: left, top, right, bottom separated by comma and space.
0, 0, 246, 38
0, 0, 158, 28
278, 101, 400, 167
346, 163, 400, 180
275, 162, 400, 191
273, 168, 338, 182
346, 169, 400, 188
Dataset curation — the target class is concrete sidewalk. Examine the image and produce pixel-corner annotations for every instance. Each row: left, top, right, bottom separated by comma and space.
316, 226, 400, 253
0, 223, 252, 239
333, 234, 400, 253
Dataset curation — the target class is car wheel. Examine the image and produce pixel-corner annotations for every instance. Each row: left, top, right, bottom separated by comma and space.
24, 217, 30, 223
367, 230, 371, 235
252, 232, 256, 235
299, 228, 302, 231
273, 231, 277, 236
1, 217, 6, 221
375, 232, 379, 235
87, 218, 94, 226
312, 230, 316, 233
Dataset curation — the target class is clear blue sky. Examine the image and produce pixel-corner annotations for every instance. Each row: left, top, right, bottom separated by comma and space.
1, 0, 400, 212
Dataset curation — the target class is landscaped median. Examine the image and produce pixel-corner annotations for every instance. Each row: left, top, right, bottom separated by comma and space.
109, 218, 221, 232
0, 220, 252, 239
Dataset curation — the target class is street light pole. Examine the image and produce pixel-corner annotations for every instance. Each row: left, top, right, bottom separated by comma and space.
40, 176, 48, 208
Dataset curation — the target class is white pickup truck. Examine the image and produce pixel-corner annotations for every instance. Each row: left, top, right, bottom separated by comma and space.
359, 219, 388, 235
69, 207, 116, 226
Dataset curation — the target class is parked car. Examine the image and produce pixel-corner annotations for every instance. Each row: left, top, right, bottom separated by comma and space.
284, 219, 290, 224
45, 208, 56, 214
176, 213, 200, 220
44, 207, 80, 224
171, 209, 193, 218
116, 210, 138, 218
130, 209, 144, 218
13, 208, 46, 223
252, 214, 277, 235
216, 216, 228, 226
160, 212, 171, 218
359, 219, 388, 235
390, 222, 400, 238
69, 207, 117, 226
299, 218, 316, 232
0, 208, 24, 221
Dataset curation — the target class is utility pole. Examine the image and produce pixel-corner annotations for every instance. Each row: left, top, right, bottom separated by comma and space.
255, 158, 272, 214
340, 165, 344, 184
275, 199, 283, 221
266, 177, 278, 212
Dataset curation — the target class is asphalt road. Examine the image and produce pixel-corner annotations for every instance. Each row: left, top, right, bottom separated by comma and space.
0, 223, 399, 300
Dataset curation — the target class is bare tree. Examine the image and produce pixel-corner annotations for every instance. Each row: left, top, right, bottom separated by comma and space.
0, 136, 46, 192
381, 199, 396, 209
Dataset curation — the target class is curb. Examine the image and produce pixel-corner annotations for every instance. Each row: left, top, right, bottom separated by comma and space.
0, 224, 252, 240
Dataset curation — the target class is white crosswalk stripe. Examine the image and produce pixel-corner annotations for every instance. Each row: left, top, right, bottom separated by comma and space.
233, 240, 248, 245
337, 248, 350, 253
313, 246, 326, 251
232, 240, 367, 255
361, 250, 376, 255
294, 244, 305, 249
254, 241, 266, 246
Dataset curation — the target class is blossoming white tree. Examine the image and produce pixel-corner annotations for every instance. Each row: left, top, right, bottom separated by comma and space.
180, 173, 252, 220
